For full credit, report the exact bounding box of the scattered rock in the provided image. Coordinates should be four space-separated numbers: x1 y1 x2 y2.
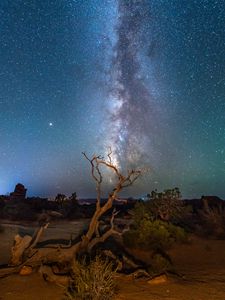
19 265 33 276
148 274 168 285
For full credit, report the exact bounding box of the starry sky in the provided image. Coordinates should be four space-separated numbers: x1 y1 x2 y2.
0 0 225 199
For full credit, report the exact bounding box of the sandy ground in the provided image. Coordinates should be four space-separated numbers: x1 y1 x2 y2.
1 222 225 300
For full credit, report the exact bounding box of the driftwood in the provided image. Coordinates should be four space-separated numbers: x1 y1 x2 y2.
0 266 22 278
39 264 69 286
9 235 32 266
0 150 143 281
8 223 50 267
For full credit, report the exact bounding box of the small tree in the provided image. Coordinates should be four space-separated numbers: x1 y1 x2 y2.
69 192 78 206
148 187 183 222
55 193 67 208
123 187 187 275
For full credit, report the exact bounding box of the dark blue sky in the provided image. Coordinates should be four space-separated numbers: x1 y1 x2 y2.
0 0 225 198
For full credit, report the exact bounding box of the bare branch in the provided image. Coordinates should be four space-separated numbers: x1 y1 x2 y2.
96 159 123 180
110 208 120 228
87 208 120 252
82 152 100 183
29 223 49 250
122 170 142 188
107 146 113 164
82 152 102 208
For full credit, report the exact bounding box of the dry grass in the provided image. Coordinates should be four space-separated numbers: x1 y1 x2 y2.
66 255 117 300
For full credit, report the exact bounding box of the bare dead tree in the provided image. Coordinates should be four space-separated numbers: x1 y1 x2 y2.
81 151 142 250
0 150 142 281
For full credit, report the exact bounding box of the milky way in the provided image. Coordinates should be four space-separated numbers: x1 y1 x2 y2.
105 0 161 170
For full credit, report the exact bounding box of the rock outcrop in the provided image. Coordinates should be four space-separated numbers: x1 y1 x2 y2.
10 183 27 201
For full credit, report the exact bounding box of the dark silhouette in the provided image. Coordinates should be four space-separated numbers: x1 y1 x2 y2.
10 183 27 202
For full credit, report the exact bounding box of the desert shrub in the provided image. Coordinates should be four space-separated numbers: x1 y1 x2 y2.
124 217 187 276
132 201 150 225
133 188 190 226
124 218 187 251
66 256 116 300
146 188 188 222
166 222 187 242
55 193 67 209
148 253 172 275
124 190 187 252
124 188 188 275
197 199 225 238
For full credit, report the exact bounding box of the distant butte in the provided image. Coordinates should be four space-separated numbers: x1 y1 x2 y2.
9 183 27 201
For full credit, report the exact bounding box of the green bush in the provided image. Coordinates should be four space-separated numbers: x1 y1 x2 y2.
66 256 116 300
148 253 172 275
166 222 187 243
125 189 188 252
132 201 151 225
123 219 186 275
124 219 187 251
124 190 187 275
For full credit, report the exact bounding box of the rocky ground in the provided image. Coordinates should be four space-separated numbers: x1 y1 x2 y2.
1 222 225 300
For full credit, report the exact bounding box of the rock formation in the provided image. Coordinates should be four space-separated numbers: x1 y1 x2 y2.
10 183 27 201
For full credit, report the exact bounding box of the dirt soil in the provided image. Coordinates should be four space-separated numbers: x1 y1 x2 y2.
1 223 225 300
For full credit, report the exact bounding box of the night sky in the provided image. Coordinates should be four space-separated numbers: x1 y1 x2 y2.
0 0 225 199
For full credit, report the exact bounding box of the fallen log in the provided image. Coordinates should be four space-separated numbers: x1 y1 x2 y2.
0 266 21 278
9 234 32 266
